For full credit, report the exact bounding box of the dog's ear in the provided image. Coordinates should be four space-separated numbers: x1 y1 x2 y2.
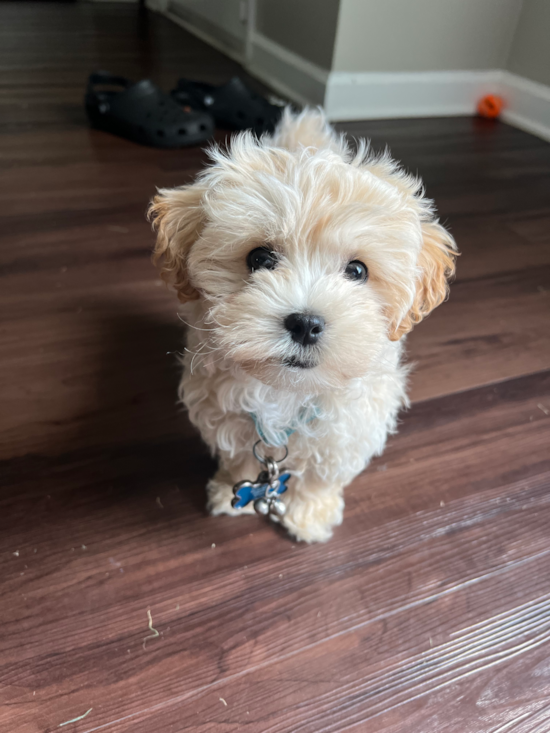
149 184 206 303
390 220 457 340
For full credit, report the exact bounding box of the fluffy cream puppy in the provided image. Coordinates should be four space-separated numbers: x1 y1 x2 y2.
150 109 457 542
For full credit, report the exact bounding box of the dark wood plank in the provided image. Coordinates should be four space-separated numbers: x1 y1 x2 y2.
1 373 549 732
1 3 550 733
408 263 550 401
85 561 550 733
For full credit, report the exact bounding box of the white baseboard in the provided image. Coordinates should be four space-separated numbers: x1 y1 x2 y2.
325 69 550 143
153 3 550 144
500 72 550 143
143 5 326 106
248 32 328 107
324 70 501 121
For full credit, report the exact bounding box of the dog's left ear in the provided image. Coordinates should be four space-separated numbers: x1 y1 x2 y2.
148 183 206 303
390 220 457 340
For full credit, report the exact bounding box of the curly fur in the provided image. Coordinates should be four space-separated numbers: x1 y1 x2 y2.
150 108 457 542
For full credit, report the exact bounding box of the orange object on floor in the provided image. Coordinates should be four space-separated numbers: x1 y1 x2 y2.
477 94 504 118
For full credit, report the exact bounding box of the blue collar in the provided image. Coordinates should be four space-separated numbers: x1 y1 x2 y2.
249 406 319 448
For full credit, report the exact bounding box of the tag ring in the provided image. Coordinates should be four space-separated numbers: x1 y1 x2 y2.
252 440 289 466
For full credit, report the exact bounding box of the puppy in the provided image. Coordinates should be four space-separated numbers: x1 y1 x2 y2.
150 109 457 542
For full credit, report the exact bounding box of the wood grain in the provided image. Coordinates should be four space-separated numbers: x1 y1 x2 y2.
0 3 549 733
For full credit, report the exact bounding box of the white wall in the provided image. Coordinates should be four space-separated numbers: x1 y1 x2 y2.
332 0 523 73
155 0 550 140
506 0 550 87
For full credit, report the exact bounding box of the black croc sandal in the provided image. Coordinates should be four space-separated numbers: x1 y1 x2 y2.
85 71 214 148
171 76 284 135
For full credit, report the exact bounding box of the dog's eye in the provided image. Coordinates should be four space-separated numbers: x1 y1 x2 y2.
344 260 368 283
247 247 278 272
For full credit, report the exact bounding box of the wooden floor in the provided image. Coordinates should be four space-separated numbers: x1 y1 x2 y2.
1 3 550 732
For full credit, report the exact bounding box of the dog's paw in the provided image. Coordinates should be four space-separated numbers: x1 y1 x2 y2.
206 473 255 517
283 491 344 543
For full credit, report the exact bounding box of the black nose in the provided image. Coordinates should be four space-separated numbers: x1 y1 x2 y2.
284 313 325 347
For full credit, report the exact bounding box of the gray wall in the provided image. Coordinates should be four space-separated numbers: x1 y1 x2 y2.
169 0 245 56
164 0 550 115
255 0 340 70
506 0 550 86
332 0 522 73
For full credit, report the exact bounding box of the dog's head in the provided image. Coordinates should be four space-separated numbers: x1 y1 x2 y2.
150 109 457 392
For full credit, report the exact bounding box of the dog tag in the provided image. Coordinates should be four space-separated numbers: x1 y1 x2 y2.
232 453 290 517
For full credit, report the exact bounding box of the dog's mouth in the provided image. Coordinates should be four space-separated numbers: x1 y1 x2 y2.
283 356 316 370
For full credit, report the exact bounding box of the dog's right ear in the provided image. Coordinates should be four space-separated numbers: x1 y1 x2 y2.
148 184 206 303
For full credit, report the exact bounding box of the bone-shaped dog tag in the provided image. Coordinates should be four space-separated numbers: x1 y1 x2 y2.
232 467 290 517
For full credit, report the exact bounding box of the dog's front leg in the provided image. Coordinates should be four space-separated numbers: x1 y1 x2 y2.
206 451 261 517
282 474 345 543
207 446 345 542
